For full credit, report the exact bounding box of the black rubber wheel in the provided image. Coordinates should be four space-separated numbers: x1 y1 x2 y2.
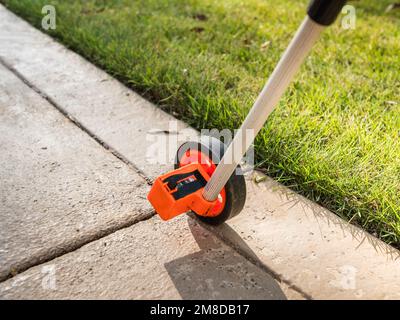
174 136 246 225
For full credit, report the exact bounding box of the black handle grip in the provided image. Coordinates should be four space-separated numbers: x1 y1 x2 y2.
307 0 347 26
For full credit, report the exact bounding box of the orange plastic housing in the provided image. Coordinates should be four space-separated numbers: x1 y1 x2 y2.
147 163 217 221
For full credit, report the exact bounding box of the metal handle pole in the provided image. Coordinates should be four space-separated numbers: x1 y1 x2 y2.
203 16 325 201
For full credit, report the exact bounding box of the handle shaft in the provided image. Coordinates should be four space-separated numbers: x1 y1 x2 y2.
203 16 324 201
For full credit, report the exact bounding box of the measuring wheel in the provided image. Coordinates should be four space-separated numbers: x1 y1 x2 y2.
174 136 246 225
148 0 346 227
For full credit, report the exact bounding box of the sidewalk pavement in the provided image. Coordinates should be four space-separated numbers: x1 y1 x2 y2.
0 4 399 299
0 55 298 300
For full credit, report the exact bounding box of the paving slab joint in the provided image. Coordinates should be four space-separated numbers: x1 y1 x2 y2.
0 210 155 283
0 56 153 187
192 214 312 300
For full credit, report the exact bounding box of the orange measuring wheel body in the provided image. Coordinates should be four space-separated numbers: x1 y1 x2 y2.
147 163 218 221
148 136 246 225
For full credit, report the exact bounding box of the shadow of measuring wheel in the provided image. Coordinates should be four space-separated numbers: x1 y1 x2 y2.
164 217 287 300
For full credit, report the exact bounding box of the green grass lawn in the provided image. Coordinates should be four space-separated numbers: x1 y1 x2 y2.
3 0 399 245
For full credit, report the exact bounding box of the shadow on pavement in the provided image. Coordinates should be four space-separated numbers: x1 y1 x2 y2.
164 218 287 300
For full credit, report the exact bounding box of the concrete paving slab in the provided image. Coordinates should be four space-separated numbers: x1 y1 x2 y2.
202 173 400 299
1 5 399 300
0 63 152 281
0 4 197 181
0 215 301 299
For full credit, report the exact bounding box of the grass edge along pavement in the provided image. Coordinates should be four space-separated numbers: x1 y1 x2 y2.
1 0 399 246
